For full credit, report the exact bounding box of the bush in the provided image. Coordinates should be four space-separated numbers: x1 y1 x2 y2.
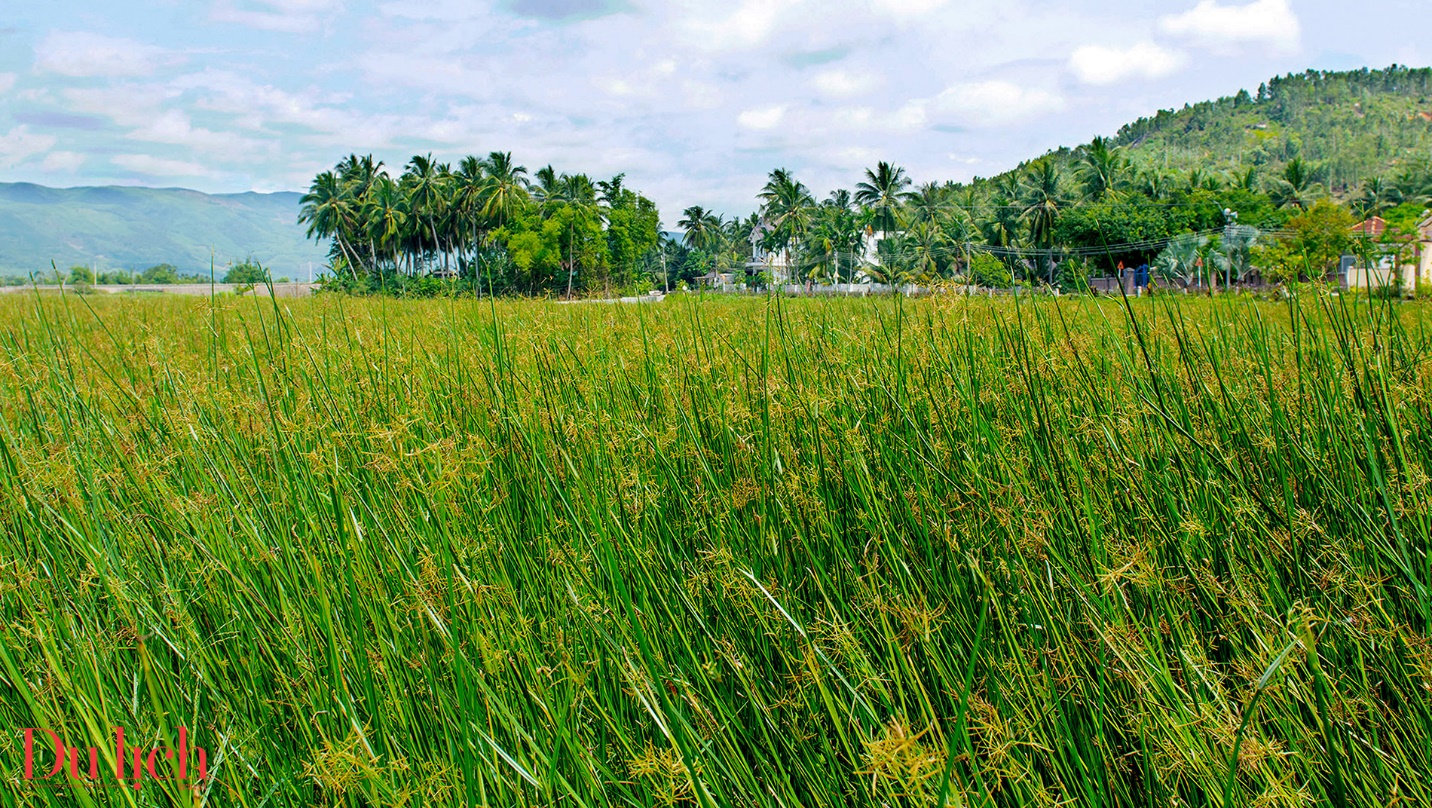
223 260 270 285
68 265 95 284
966 253 1012 288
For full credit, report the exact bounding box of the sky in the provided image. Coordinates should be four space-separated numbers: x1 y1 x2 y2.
0 0 1426 219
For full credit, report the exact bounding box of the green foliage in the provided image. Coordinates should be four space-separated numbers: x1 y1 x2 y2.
67 265 95 284
223 260 271 285
965 252 1012 287
3 294 1432 806
1288 200 1357 276
303 153 662 298
140 263 180 284
1113 66 1432 193
96 269 134 285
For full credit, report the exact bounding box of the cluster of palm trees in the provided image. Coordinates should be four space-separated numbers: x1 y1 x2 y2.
677 141 1432 290
299 153 660 294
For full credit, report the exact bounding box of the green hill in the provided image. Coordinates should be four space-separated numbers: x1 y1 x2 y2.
0 183 327 278
1110 66 1432 193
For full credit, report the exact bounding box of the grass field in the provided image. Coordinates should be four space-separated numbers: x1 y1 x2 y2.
1 291 1429 807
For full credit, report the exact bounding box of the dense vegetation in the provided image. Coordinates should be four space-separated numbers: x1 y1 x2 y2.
1 292 1430 807
591 68 1432 293
300 154 662 297
1113 66 1432 192
299 69 1432 297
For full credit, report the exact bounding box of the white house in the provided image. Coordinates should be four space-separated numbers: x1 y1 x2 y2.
747 222 889 285
747 220 795 284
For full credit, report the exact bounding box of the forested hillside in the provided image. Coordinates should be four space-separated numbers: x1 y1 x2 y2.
1110 66 1432 195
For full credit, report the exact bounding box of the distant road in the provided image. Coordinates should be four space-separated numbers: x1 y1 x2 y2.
0 283 316 298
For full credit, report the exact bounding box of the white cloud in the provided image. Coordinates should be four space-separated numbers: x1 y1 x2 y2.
34 31 173 78
869 0 948 21
0 73 15 94
127 109 265 156
813 69 880 98
211 0 345 33
1070 42 1187 85
0 126 58 167
1159 0 1300 51
680 0 802 51
737 104 787 130
835 101 926 132
931 81 1064 127
42 151 85 172
112 154 217 178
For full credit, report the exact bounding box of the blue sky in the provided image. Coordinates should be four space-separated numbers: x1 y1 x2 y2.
0 0 1425 218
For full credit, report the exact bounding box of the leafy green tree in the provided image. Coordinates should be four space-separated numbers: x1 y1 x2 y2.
68 265 95 284
965 253 1012 287
141 264 180 284
223 260 269 285
1286 199 1355 276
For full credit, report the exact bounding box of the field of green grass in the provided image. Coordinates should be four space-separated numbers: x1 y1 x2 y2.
1 291 1429 807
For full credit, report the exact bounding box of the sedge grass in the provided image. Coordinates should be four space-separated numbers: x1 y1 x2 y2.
0 289 1429 807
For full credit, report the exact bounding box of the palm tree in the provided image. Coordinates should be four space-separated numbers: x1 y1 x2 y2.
854 161 916 236
899 221 951 281
364 175 409 275
679 206 723 251
533 165 563 211
402 154 450 273
1272 158 1319 210
1078 136 1126 201
758 169 816 279
480 151 531 228
1153 233 1205 286
299 170 363 279
1138 168 1172 201
1354 176 1403 219
907 182 949 227
1020 159 1069 283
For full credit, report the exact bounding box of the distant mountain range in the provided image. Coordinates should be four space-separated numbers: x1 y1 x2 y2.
0 183 328 277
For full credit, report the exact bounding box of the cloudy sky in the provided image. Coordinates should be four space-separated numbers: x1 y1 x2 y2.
0 0 1425 218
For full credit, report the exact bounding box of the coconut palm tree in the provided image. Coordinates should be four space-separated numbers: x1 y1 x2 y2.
401 154 450 273
1078 136 1127 201
480 151 530 228
1272 158 1319 210
854 161 916 236
1354 176 1404 219
679 206 723 251
758 169 816 277
364 175 409 275
299 170 364 279
1020 159 1069 283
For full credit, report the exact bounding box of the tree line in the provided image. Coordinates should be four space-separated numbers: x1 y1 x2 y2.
668 143 1431 292
300 153 661 296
